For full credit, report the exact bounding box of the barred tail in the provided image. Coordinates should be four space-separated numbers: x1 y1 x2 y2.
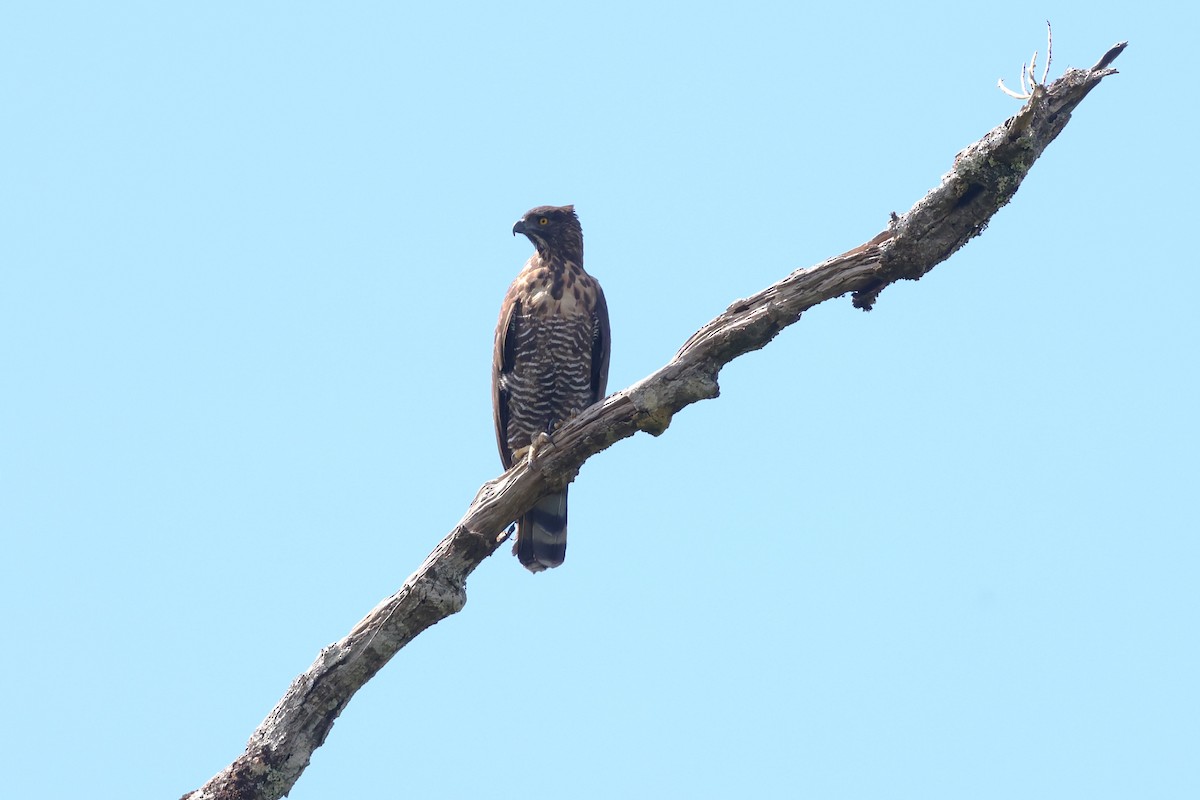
515 490 568 572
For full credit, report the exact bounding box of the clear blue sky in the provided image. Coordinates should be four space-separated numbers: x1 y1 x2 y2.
2 3 1196 798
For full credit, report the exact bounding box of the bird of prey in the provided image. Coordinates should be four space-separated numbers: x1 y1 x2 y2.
493 205 611 572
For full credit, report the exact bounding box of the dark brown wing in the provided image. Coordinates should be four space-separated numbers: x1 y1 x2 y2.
591 282 611 403
492 288 520 469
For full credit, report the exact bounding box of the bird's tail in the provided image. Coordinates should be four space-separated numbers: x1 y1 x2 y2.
515 490 568 572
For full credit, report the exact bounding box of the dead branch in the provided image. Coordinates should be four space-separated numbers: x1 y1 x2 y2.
182 39 1126 800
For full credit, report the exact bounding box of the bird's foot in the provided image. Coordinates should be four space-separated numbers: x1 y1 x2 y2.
509 432 553 466
527 431 554 464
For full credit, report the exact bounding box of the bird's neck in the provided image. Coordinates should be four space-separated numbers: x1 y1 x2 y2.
536 246 583 272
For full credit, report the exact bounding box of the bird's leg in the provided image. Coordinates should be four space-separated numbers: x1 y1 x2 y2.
508 430 555 467
516 426 580 489
526 431 554 464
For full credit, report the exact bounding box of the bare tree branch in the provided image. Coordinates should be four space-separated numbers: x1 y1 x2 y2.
182 40 1126 800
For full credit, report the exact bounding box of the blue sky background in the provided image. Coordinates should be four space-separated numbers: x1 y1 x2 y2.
2 3 1196 798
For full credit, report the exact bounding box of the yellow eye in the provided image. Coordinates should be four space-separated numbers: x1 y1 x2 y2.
538 217 549 226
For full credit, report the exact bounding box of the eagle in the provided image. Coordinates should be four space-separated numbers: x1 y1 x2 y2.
493 205 611 572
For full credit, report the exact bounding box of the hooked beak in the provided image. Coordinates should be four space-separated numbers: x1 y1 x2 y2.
512 219 527 237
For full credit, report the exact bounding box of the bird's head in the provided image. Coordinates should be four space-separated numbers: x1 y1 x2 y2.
512 205 582 258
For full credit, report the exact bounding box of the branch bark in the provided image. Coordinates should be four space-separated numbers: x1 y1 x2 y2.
183 40 1126 800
